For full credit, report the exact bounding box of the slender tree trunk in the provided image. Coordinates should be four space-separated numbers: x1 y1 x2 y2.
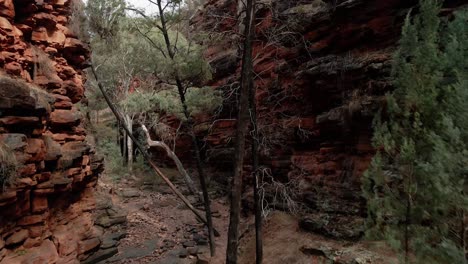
126 114 133 171
123 127 128 164
461 208 466 263
405 192 410 264
155 0 216 255
249 70 262 264
141 125 200 196
116 120 121 153
226 0 256 263
91 65 220 237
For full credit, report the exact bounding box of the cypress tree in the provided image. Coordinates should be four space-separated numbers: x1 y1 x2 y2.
363 1 467 263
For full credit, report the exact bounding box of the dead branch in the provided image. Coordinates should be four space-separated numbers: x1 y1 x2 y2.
141 124 201 197
91 63 220 237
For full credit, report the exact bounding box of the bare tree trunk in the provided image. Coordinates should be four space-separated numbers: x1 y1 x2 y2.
91 65 220 236
405 192 410 264
249 66 262 264
126 114 133 171
149 0 217 255
226 0 256 263
123 127 128 164
460 206 466 263
141 125 200 196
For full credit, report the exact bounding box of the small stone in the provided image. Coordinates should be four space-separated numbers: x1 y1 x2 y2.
82 248 118 264
187 246 198 255
6 229 29 245
183 241 196 248
32 196 48 213
23 237 41 248
164 240 175 248
197 253 210 264
18 214 45 226
79 237 101 254
178 248 188 258
28 225 44 238
196 239 208 246
100 236 118 249
193 233 205 242
120 189 140 198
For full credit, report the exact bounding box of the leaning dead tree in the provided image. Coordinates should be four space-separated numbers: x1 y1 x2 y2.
141 124 200 197
127 0 216 255
91 64 220 237
226 0 257 263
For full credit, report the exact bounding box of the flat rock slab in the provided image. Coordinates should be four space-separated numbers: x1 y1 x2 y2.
120 189 140 198
158 247 197 264
106 238 158 262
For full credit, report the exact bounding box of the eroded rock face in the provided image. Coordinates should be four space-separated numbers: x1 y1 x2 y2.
185 0 465 237
0 0 120 263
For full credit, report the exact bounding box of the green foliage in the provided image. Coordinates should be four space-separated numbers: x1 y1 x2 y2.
121 86 222 119
0 143 17 192
363 1 468 263
96 137 126 181
69 0 89 41
86 0 126 41
85 0 219 182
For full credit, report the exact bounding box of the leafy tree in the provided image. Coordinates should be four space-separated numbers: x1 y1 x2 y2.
126 0 219 255
86 0 126 40
363 1 467 263
86 0 221 253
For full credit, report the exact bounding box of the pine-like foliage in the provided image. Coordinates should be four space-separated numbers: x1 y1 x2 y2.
363 1 467 263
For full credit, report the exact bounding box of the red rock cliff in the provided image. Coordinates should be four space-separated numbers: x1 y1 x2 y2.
0 0 123 263
185 0 466 238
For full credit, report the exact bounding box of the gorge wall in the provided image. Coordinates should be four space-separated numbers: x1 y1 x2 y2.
0 0 124 263
184 0 467 238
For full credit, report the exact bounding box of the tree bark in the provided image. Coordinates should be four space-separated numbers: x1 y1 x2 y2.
91 64 220 237
123 124 128 163
141 124 200 196
249 62 262 264
125 114 133 171
154 0 216 256
226 0 256 263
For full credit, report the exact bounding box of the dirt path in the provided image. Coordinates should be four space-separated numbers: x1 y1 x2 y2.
98 174 230 264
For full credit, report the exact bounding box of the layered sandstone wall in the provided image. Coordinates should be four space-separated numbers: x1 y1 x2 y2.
184 0 466 238
0 0 123 263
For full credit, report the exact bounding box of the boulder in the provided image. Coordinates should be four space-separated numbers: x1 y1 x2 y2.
0 0 15 19
43 135 62 161
79 237 101 254
0 77 36 110
82 247 118 264
31 196 48 213
25 138 46 162
5 229 29 245
50 109 81 126
1 239 59 264
17 214 45 226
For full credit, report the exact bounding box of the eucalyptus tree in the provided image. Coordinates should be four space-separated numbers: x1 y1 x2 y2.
126 0 218 255
87 0 219 254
